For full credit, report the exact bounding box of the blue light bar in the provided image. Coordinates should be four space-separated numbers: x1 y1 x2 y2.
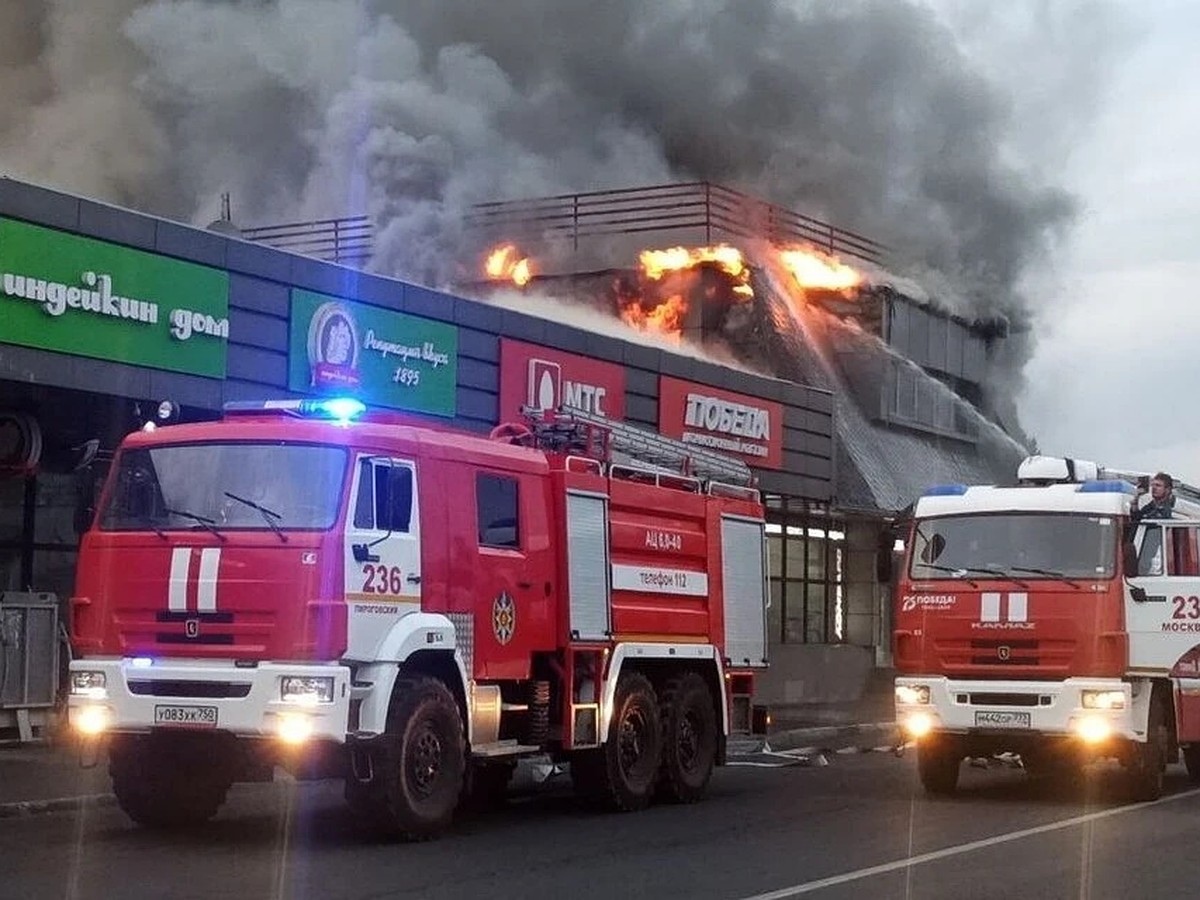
1078 479 1135 494
923 484 969 497
223 398 366 422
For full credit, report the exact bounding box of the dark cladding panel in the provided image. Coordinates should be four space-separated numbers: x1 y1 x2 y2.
147 371 223 411
784 405 833 438
229 308 287 353
64 355 152 400
625 394 657 427
404 285 457 323
155 221 228 269
229 272 289 317
622 342 661 372
457 386 497 423
783 450 832 481
541 321 588 354
77 200 157 251
626 368 658 398
0 178 80 231
458 328 499 364
0 343 233 407
288 255 365 301
227 344 287 387
356 272 405 308
583 332 624 364
457 356 498 392
659 353 700 381
226 238 293 283
500 309 546 343
455 298 502 332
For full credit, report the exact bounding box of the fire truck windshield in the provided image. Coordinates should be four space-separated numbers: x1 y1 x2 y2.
99 442 347 532
909 513 1117 581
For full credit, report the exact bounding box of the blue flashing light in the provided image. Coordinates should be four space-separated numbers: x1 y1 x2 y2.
923 484 969 497
304 397 366 422
1078 479 1135 494
223 398 366 423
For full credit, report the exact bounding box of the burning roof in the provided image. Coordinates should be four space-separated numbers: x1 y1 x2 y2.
472 236 1027 512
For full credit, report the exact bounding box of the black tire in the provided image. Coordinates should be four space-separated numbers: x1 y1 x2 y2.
1127 693 1168 802
657 671 718 804
1183 745 1200 783
572 671 663 811
365 676 466 841
109 735 231 829
917 736 962 796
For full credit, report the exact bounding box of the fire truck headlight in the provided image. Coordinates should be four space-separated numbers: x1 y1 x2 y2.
281 676 334 705
903 711 936 739
70 671 108 699
74 706 110 736
1074 714 1112 744
276 713 314 745
1081 689 1126 710
896 684 931 705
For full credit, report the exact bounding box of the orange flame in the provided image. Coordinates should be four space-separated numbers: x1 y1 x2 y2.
620 294 688 338
485 243 534 287
639 244 747 281
777 246 861 292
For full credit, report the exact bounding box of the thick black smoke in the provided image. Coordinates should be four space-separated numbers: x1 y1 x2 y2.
0 1 1124 315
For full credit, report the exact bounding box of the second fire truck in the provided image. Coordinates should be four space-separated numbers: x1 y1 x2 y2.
894 455 1200 799
67 398 770 838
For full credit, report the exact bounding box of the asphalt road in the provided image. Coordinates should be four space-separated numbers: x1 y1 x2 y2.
4 749 1200 900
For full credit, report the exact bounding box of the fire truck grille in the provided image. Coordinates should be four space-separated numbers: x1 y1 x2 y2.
128 680 252 699
969 638 1038 666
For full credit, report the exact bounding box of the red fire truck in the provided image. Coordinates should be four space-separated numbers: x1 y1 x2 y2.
894 455 1200 800
67 398 769 838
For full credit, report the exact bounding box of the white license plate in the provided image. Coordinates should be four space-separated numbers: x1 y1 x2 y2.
154 705 218 728
975 710 1031 729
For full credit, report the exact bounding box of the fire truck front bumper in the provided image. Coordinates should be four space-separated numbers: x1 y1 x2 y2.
894 676 1139 746
67 658 352 745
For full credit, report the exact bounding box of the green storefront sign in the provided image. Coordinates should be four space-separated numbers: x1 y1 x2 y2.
288 289 458 417
0 217 230 378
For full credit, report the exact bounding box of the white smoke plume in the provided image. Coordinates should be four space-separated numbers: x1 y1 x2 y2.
0 0 1130 319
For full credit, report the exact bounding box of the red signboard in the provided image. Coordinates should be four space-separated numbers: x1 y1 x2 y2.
658 376 784 469
498 339 626 423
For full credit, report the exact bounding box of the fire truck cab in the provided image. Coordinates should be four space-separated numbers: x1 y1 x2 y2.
67 398 769 838
894 455 1200 800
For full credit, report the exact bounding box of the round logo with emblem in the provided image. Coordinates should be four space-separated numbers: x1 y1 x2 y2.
492 592 516 645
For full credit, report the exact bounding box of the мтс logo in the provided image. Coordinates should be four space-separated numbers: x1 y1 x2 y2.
527 358 561 411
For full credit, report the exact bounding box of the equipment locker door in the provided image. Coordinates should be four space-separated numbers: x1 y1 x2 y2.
721 516 769 667
565 490 610 641
343 455 422 660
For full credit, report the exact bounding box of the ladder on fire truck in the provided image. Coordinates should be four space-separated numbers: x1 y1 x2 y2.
513 405 758 497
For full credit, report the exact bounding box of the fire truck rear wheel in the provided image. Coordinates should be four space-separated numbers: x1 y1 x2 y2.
109 734 232 829
1182 745 1200 782
572 671 663 812
377 675 466 841
657 671 718 803
917 736 962 796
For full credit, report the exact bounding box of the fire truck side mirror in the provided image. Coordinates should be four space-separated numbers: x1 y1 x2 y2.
876 530 894 583
1122 541 1139 579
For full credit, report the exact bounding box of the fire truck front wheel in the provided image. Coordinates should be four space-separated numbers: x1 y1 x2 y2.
108 734 233 829
917 735 963 796
375 675 466 841
657 671 718 804
1125 692 1169 802
1182 745 1200 782
572 671 663 812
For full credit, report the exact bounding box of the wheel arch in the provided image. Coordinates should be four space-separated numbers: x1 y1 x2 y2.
599 644 727 746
